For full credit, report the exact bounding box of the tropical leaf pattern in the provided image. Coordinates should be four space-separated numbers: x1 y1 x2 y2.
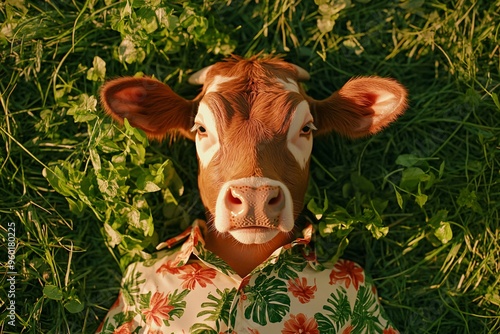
262 251 308 279
351 285 384 334
197 288 237 331
195 244 235 276
122 266 146 306
315 287 352 332
96 222 399 333
243 274 291 325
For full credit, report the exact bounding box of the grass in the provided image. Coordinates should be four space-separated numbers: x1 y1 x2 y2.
0 0 499 332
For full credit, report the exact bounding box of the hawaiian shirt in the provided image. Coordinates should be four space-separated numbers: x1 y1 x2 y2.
97 220 398 334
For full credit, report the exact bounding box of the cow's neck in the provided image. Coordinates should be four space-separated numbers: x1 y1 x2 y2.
204 227 294 278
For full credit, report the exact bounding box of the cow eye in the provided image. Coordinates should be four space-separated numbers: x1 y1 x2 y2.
300 122 317 136
190 123 207 137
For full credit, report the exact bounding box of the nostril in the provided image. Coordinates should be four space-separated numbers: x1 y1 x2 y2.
267 191 282 206
227 189 243 205
226 187 249 218
266 188 285 214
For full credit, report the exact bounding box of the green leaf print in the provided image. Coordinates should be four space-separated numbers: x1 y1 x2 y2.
122 268 146 306
113 311 129 325
264 252 308 280
197 288 237 328
138 291 151 310
324 288 352 325
196 245 235 276
189 322 218 334
165 289 190 324
314 287 351 333
351 285 383 334
102 311 138 333
315 313 337 334
243 275 290 326
143 248 177 267
229 295 238 330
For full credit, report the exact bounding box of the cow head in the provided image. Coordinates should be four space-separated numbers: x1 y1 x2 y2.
101 56 407 246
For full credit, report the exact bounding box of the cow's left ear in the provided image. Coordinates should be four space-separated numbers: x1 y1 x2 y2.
309 77 408 138
100 77 196 141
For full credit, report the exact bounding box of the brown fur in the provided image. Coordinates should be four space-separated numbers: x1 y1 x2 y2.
189 59 311 220
100 77 196 140
309 77 408 138
100 55 407 240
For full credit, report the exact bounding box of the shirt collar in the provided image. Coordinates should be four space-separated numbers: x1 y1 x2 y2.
156 219 319 273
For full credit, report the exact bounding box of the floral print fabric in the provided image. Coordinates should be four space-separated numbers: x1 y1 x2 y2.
97 220 398 333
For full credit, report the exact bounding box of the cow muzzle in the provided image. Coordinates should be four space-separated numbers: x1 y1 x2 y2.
214 177 295 244
226 185 284 228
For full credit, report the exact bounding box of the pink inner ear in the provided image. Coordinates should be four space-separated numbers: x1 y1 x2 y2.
343 78 407 117
108 99 141 118
107 86 149 119
360 93 378 108
371 91 400 115
114 87 147 103
311 77 407 138
101 77 196 140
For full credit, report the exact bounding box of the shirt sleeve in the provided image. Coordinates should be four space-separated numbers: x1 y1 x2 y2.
95 263 144 333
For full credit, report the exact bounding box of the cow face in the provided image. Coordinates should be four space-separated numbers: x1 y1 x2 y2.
100 56 407 245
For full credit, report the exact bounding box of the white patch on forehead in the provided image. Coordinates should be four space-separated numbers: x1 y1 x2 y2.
277 78 300 93
205 75 236 94
194 102 220 168
287 101 314 169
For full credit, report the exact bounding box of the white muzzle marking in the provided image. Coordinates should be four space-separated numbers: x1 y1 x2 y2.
214 177 294 245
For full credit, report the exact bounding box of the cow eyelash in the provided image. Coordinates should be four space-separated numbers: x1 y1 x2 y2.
300 122 317 136
190 123 207 136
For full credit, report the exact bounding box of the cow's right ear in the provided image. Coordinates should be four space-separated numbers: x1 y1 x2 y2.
100 77 196 140
309 77 407 138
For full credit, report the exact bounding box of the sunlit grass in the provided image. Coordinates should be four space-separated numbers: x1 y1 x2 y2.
1 0 499 332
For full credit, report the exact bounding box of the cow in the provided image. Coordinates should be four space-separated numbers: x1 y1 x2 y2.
97 55 407 333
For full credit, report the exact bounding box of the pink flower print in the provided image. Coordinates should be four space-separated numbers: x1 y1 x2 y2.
287 277 317 304
142 292 174 327
156 260 181 275
178 262 217 290
281 313 319 334
329 259 365 290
